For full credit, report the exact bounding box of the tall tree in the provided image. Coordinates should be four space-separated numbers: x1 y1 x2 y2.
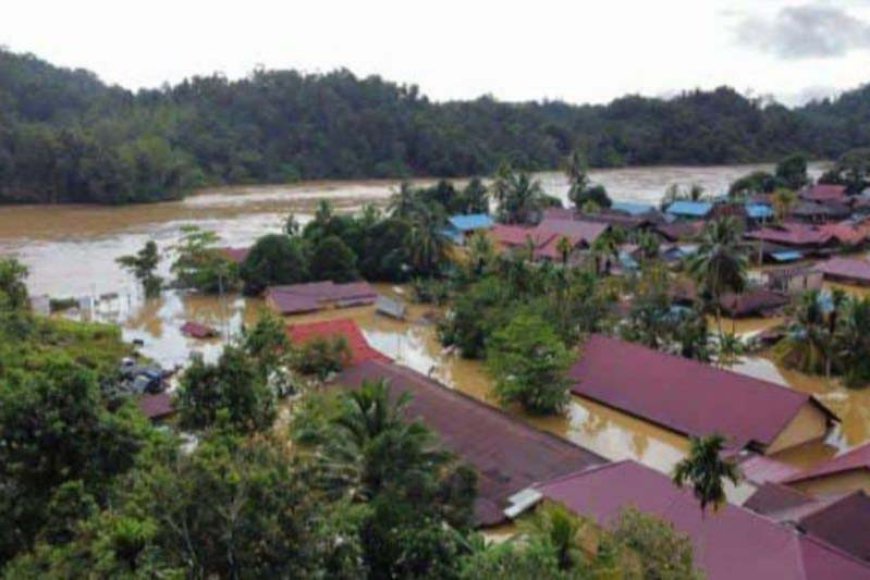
672 433 740 516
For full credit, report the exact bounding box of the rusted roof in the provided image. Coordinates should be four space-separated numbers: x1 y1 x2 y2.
535 219 608 249
784 442 870 486
490 224 549 248
536 461 870 580
745 223 834 247
568 335 837 450
266 281 378 315
334 360 606 527
137 392 175 421
287 318 391 366
813 257 870 284
655 221 704 242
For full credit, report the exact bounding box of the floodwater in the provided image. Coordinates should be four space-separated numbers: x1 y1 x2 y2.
0 161 863 481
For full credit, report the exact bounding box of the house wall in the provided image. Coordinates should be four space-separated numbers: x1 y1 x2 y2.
791 471 870 496
766 404 830 455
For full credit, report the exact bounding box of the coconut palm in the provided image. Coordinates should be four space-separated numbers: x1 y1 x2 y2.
714 332 745 368
406 203 447 276
520 503 595 571
672 433 740 516
834 296 870 387
467 231 496 277
687 217 747 336
388 181 420 219
772 188 797 223
496 168 547 225
774 289 831 375
590 227 624 274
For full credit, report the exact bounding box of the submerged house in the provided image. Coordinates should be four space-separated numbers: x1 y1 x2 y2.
286 318 390 366
718 288 790 318
783 442 870 496
441 213 494 245
764 267 824 295
335 360 606 527
813 257 870 286
265 281 378 315
137 392 175 423
567 335 838 454
533 461 870 580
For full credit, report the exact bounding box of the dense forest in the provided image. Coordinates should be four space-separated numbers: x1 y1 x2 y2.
1 47 870 204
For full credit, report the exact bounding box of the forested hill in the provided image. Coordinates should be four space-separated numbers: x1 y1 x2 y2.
1 48 869 204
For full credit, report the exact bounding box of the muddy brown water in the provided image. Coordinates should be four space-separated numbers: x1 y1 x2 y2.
2 162 864 480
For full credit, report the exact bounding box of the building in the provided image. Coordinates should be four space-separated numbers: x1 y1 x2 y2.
745 483 870 562
655 221 704 243
180 321 218 339
534 461 870 580
718 288 790 318
610 201 656 216
489 219 609 262
265 281 378 315
790 201 852 224
217 247 251 265
665 201 713 220
442 214 494 245
567 335 838 453
783 442 870 496
286 318 390 366
334 359 606 527
800 184 848 204
137 392 175 422
745 223 838 252
375 295 407 320
813 257 870 286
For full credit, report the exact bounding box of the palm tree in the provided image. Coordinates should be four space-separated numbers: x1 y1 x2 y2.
565 150 590 209
388 181 420 219
772 188 797 223
467 231 495 276
496 168 546 225
774 289 830 375
714 332 745 368
520 503 594 571
672 433 740 517
407 203 447 276
687 217 747 337
636 230 660 262
556 236 573 267
590 227 624 274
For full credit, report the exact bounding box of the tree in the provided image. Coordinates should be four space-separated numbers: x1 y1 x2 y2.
177 346 276 433
388 181 420 219
406 203 448 277
242 311 291 383
566 150 611 211
457 177 489 214
290 336 351 380
672 433 740 516
310 235 358 282
170 226 238 293
117 241 162 298
240 233 308 295
772 187 797 223
496 166 547 225
0 258 29 312
775 153 809 190
487 312 573 414
687 217 747 336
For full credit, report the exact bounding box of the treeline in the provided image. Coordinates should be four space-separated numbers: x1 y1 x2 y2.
2 47 870 204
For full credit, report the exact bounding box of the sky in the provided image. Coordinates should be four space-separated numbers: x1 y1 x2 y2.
3 0 870 106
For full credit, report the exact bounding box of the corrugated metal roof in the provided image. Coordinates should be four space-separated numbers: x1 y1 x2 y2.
771 251 805 262
535 461 870 580
666 201 714 217
611 201 655 216
266 281 378 314
137 392 175 421
814 257 870 283
785 442 870 485
746 203 774 220
287 318 391 366
334 360 606 527
447 213 494 232
568 335 836 450
801 184 848 202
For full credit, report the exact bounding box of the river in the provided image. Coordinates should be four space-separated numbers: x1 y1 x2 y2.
2 161 865 479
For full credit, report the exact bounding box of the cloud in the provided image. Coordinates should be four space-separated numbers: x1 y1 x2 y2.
736 4 870 59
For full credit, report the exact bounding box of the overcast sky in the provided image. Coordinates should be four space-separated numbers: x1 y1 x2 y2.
3 0 870 106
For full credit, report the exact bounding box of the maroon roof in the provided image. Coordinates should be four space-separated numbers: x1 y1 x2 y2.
744 481 817 514
801 184 848 203
180 321 218 339
137 392 175 421
655 221 704 242
535 219 609 248
266 281 378 315
813 257 870 284
784 442 870 486
737 454 801 486
536 461 870 580
287 318 391 366
218 246 250 264
490 224 545 247
334 360 606 527
568 335 837 450
745 223 833 247
719 289 790 318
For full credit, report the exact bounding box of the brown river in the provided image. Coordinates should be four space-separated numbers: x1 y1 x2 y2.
1 162 866 483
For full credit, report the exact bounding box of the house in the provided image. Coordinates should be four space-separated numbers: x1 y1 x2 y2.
489 219 609 262
745 483 870 562
813 257 870 286
567 335 838 453
180 321 218 339
375 295 407 320
334 360 606 527
137 392 175 422
660 243 699 264
745 202 774 223
736 454 802 488
534 461 870 580
218 247 250 265
783 442 870 496
582 210 661 232
800 184 848 204
655 220 704 242
665 200 713 220
265 281 378 315
718 289 790 318
764 267 824 295
790 201 851 224
745 223 836 252
442 213 494 245
610 201 656 216
286 318 390 366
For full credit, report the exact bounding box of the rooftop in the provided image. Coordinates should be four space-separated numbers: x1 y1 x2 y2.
287 318 391 366
784 442 870 486
447 213 494 232
334 360 606 527
266 281 378 314
666 200 714 217
801 184 848 203
535 461 870 580
137 392 175 421
567 335 836 450
813 257 870 283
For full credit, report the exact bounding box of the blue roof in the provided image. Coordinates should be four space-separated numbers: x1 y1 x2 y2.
771 251 803 263
611 201 655 216
447 213 494 232
439 228 465 244
745 203 774 220
666 201 713 217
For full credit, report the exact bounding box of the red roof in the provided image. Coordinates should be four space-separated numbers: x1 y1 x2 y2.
745 223 833 247
266 281 378 314
536 461 870 580
180 321 218 339
287 318 390 366
801 184 848 203
785 442 870 486
568 335 836 450
819 222 870 246
137 392 175 421
218 246 250 264
738 454 802 486
814 257 870 284
335 360 606 527
490 224 548 248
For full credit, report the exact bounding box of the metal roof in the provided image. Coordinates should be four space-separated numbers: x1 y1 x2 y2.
611 201 655 216
447 213 494 232
666 201 714 217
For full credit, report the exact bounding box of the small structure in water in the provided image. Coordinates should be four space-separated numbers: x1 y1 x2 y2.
375 295 407 320
137 392 176 423
265 281 378 316
181 321 219 339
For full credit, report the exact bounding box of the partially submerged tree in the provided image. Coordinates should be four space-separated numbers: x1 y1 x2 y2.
117 241 162 298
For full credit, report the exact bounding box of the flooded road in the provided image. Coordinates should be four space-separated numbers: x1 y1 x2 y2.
1 161 863 479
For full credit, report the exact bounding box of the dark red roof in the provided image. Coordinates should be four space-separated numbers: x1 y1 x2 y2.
744 481 817 514
533 219 609 258
568 335 836 450
266 281 378 315
745 223 833 247
719 289 790 318
490 224 545 247
737 454 801 486
180 321 218 339
536 461 870 580
814 257 870 284
785 442 870 486
137 392 175 421
287 318 391 366
334 360 606 527
218 247 250 264
801 184 848 203
655 221 704 242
